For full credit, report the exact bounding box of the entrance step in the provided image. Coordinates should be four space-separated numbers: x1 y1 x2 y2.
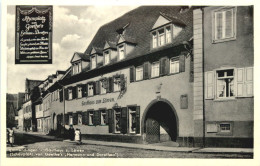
149 141 179 147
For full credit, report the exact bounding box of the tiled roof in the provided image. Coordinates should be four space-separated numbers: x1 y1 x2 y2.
75 52 90 61
159 12 187 27
84 6 193 60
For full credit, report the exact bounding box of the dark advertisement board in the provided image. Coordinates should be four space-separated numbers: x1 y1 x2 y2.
15 6 53 64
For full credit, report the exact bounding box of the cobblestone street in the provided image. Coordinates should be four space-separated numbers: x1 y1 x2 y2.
6 133 253 158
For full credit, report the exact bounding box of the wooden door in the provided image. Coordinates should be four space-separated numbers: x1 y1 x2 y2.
146 118 160 143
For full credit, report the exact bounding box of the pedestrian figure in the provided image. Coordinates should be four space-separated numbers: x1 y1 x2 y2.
9 128 15 147
75 128 82 145
7 128 10 144
68 125 75 141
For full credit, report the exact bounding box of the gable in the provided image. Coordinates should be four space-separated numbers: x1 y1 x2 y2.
104 41 110 50
152 15 171 30
91 47 97 54
117 35 125 45
71 53 82 63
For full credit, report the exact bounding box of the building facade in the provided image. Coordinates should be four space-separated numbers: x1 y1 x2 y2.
193 6 253 147
18 6 253 148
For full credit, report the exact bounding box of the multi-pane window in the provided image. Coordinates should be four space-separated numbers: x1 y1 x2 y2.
219 123 231 132
214 8 235 41
78 114 82 125
152 32 157 48
166 26 171 43
136 66 143 81
151 62 160 78
158 29 165 46
129 107 137 133
91 56 96 69
100 110 107 125
72 62 81 75
170 58 180 74
114 77 121 92
68 89 73 100
88 84 94 96
89 111 94 125
217 69 234 98
119 45 125 60
100 80 107 94
115 110 121 133
77 86 82 98
104 51 110 65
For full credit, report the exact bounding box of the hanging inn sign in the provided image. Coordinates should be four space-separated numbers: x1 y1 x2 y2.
15 6 53 64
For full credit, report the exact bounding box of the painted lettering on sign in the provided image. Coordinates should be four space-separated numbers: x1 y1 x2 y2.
82 98 115 106
15 6 53 64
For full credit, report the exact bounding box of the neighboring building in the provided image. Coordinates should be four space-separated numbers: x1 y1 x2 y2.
17 107 24 130
7 93 25 128
193 6 253 147
36 70 66 133
22 79 43 131
6 94 18 128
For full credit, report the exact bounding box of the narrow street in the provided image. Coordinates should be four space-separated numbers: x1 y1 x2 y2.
6 133 253 158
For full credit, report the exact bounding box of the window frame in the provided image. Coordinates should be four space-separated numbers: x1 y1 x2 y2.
217 122 233 135
128 107 137 134
114 109 121 134
151 61 160 78
88 111 94 126
212 6 237 43
169 57 180 74
215 68 235 99
91 55 97 69
77 86 82 98
103 50 110 65
78 114 82 125
68 88 73 100
135 65 144 81
100 80 107 94
113 76 121 92
87 83 94 97
100 110 107 125
118 44 125 61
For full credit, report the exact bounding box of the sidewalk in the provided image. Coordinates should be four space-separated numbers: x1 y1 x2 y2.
18 131 253 154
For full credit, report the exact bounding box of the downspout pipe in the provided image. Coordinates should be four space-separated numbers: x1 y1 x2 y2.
201 7 206 148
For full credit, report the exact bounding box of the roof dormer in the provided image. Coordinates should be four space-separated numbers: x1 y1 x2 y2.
151 12 186 49
90 47 103 69
116 35 136 61
103 41 117 65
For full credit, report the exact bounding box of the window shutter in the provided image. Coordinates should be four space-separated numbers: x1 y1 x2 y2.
236 68 244 97
205 71 214 99
105 109 109 125
93 111 100 126
76 86 79 98
120 107 128 134
72 87 77 99
82 111 88 125
59 90 63 102
86 111 90 125
106 78 110 93
120 74 125 91
136 106 140 134
225 10 233 38
109 77 114 93
245 67 253 96
82 84 87 97
65 114 69 125
73 113 78 125
86 84 88 97
65 88 69 100
108 109 114 133
130 66 135 82
97 110 101 125
95 81 100 95
159 58 166 76
179 54 185 72
143 62 150 80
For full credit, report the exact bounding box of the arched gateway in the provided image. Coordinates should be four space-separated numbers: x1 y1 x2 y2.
142 99 178 144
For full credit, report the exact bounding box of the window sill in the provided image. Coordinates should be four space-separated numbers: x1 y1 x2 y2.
212 37 236 44
213 98 236 102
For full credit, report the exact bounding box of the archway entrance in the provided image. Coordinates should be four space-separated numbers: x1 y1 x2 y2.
144 101 178 144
